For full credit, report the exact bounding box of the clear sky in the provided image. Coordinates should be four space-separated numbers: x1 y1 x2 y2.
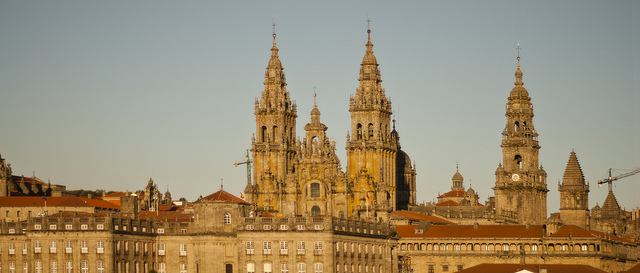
1 1 638 215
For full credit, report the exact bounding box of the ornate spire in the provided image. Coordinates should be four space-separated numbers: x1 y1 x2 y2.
257 24 293 113
509 44 529 100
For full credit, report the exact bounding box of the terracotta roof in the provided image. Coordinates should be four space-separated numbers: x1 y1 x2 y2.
198 189 248 204
0 196 119 210
12 175 46 185
439 190 466 198
548 225 634 244
137 211 194 222
103 192 126 198
392 211 454 224
457 263 606 273
48 211 108 218
396 224 545 238
436 200 459 206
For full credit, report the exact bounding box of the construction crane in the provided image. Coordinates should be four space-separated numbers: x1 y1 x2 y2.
234 149 252 186
597 168 640 191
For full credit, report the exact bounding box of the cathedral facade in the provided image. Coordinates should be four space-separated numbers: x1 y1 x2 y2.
245 29 416 221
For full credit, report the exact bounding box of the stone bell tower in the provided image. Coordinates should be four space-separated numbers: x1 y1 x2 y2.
493 52 548 224
248 29 298 215
346 26 415 220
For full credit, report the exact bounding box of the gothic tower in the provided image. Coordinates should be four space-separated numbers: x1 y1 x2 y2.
0 154 11 197
558 150 590 229
493 53 548 224
248 31 298 214
346 27 415 220
293 94 347 217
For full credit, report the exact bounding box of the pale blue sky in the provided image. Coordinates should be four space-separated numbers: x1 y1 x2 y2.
1 1 638 215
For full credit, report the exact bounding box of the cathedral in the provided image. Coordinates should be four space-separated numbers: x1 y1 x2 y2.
244 28 417 221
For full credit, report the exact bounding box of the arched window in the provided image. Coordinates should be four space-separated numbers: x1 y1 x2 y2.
310 183 320 198
311 206 321 216
224 212 231 224
272 126 278 142
314 263 323 273
514 121 520 132
261 126 267 142
514 155 522 171
368 123 374 139
357 124 363 140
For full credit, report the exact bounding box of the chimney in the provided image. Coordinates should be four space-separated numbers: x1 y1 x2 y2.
120 195 139 219
539 267 547 273
474 222 479 229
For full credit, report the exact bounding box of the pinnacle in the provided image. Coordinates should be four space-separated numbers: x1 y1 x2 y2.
561 151 586 186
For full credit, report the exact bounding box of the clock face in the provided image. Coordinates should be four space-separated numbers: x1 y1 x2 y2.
511 174 520 181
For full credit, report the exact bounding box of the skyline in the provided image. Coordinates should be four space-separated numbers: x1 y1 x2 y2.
0 1 638 215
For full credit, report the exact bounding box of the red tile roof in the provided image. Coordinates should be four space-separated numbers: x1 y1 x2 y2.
439 190 466 198
436 200 459 206
104 192 126 198
396 224 545 238
549 225 634 244
12 175 46 185
0 196 119 210
198 190 248 204
392 210 454 225
457 263 606 273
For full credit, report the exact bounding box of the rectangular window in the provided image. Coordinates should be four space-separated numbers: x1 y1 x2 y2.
22 243 28 254
23 262 28 273
280 241 288 255
246 241 255 255
81 241 88 253
281 263 289 273
65 261 73 273
179 263 187 273
96 224 104 230
428 265 434 273
297 241 305 255
34 240 42 253
97 261 104 273
442 265 448 272
179 244 187 256
314 242 322 255
65 241 72 254
297 263 306 273
263 241 272 255
247 263 255 273
97 241 104 254
50 224 57 230
81 261 89 273
50 260 58 273
35 260 42 273
50 241 57 253
65 224 73 230
314 263 323 273
158 263 166 273
157 228 164 234
81 224 88 230
34 224 41 230
158 244 165 256
457 265 463 271
264 263 272 273
9 262 15 273
9 243 15 255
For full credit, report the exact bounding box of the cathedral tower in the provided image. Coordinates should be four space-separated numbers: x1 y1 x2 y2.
293 94 347 217
558 150 590 229
248 30 298 214
0 154 11 197
493 53 548 224
346 27 415 220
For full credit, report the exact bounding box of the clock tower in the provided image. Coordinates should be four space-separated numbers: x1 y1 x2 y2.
493 52 548 224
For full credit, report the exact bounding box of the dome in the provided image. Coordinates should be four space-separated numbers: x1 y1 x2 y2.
452 171 463 181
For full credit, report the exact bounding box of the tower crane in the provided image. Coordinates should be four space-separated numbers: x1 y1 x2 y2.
597 168 640 191
234 149 252 186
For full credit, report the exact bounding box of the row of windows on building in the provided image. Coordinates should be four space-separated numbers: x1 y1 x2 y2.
246 262 323 273
427 264 464 273
399 242 597 252
0 241 187 256
114 261 185 273
246 241 323 255
1 241 105 255
0 260 105 273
